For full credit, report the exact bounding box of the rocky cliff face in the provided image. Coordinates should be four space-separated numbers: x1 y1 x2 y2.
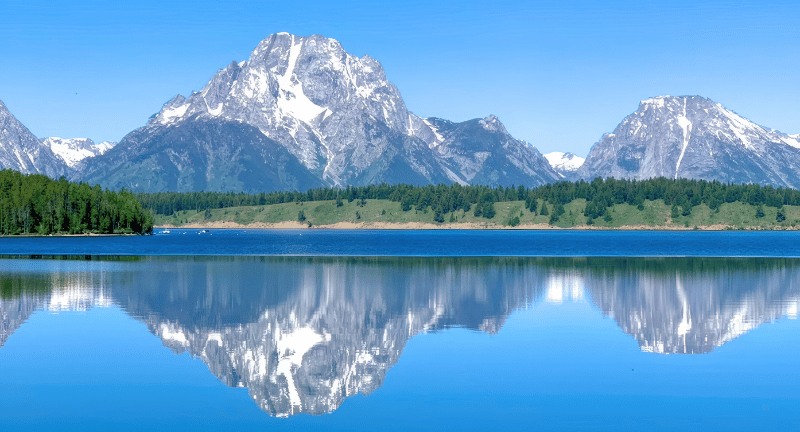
578 96 800 188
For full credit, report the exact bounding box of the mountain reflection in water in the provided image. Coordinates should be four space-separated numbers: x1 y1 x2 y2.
1 256 798 417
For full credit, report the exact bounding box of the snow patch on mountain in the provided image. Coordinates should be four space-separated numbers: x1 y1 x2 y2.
782 133 800 149
422 118 445 147
674 98 693 178
274 35 329 125
160 104 190 124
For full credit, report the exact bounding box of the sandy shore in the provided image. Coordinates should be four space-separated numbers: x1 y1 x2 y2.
157 221 789 231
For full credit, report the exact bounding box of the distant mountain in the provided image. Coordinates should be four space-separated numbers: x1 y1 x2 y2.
0 100 67 177
544 151 585 179
578 96 800 188
426 116 560 186
41 137 114 168
81 33 556 192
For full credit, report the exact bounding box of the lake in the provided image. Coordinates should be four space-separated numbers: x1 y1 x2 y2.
1 230 799 430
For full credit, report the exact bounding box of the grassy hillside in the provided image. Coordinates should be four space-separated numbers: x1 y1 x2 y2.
154 198 800 229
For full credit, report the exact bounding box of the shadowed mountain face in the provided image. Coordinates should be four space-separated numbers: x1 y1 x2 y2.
79 118 324 193
1 256 799 416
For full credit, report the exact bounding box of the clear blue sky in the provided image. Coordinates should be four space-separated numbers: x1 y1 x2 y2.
1 0 798 155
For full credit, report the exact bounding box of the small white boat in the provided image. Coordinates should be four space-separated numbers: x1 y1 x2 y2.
160 229 171 234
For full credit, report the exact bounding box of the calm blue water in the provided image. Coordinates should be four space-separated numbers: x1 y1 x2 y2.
1 228 800 256
1 233 799 430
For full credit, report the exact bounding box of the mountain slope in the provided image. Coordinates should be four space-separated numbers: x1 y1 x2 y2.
0 100 67 177
578 96 800 188
82 117 324 192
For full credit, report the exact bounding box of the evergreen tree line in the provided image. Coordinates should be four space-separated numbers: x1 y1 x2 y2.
0 170 153 235
137 177 800 222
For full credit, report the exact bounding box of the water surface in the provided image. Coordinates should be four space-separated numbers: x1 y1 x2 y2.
3 229 800 256
1 254 799 430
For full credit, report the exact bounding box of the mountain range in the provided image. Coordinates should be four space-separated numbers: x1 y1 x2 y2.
1 32 798 191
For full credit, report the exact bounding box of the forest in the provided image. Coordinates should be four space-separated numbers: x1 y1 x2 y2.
4 171 793 233
0 170 153 235
137 177 800 225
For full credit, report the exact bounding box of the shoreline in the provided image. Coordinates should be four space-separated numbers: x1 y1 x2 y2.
157 221 797 231
0 232 142 238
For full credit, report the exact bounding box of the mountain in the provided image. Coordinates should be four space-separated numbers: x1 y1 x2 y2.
0 100 67 177
41 137 114 168
426 116 560 186
544 151 585 179
81 33 556 192
578 96 800 188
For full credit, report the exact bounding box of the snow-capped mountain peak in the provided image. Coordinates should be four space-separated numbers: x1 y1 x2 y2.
146 32 422 184
579 95 800 188
544 151 585 177
41 137 115 168
80 31 558 192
